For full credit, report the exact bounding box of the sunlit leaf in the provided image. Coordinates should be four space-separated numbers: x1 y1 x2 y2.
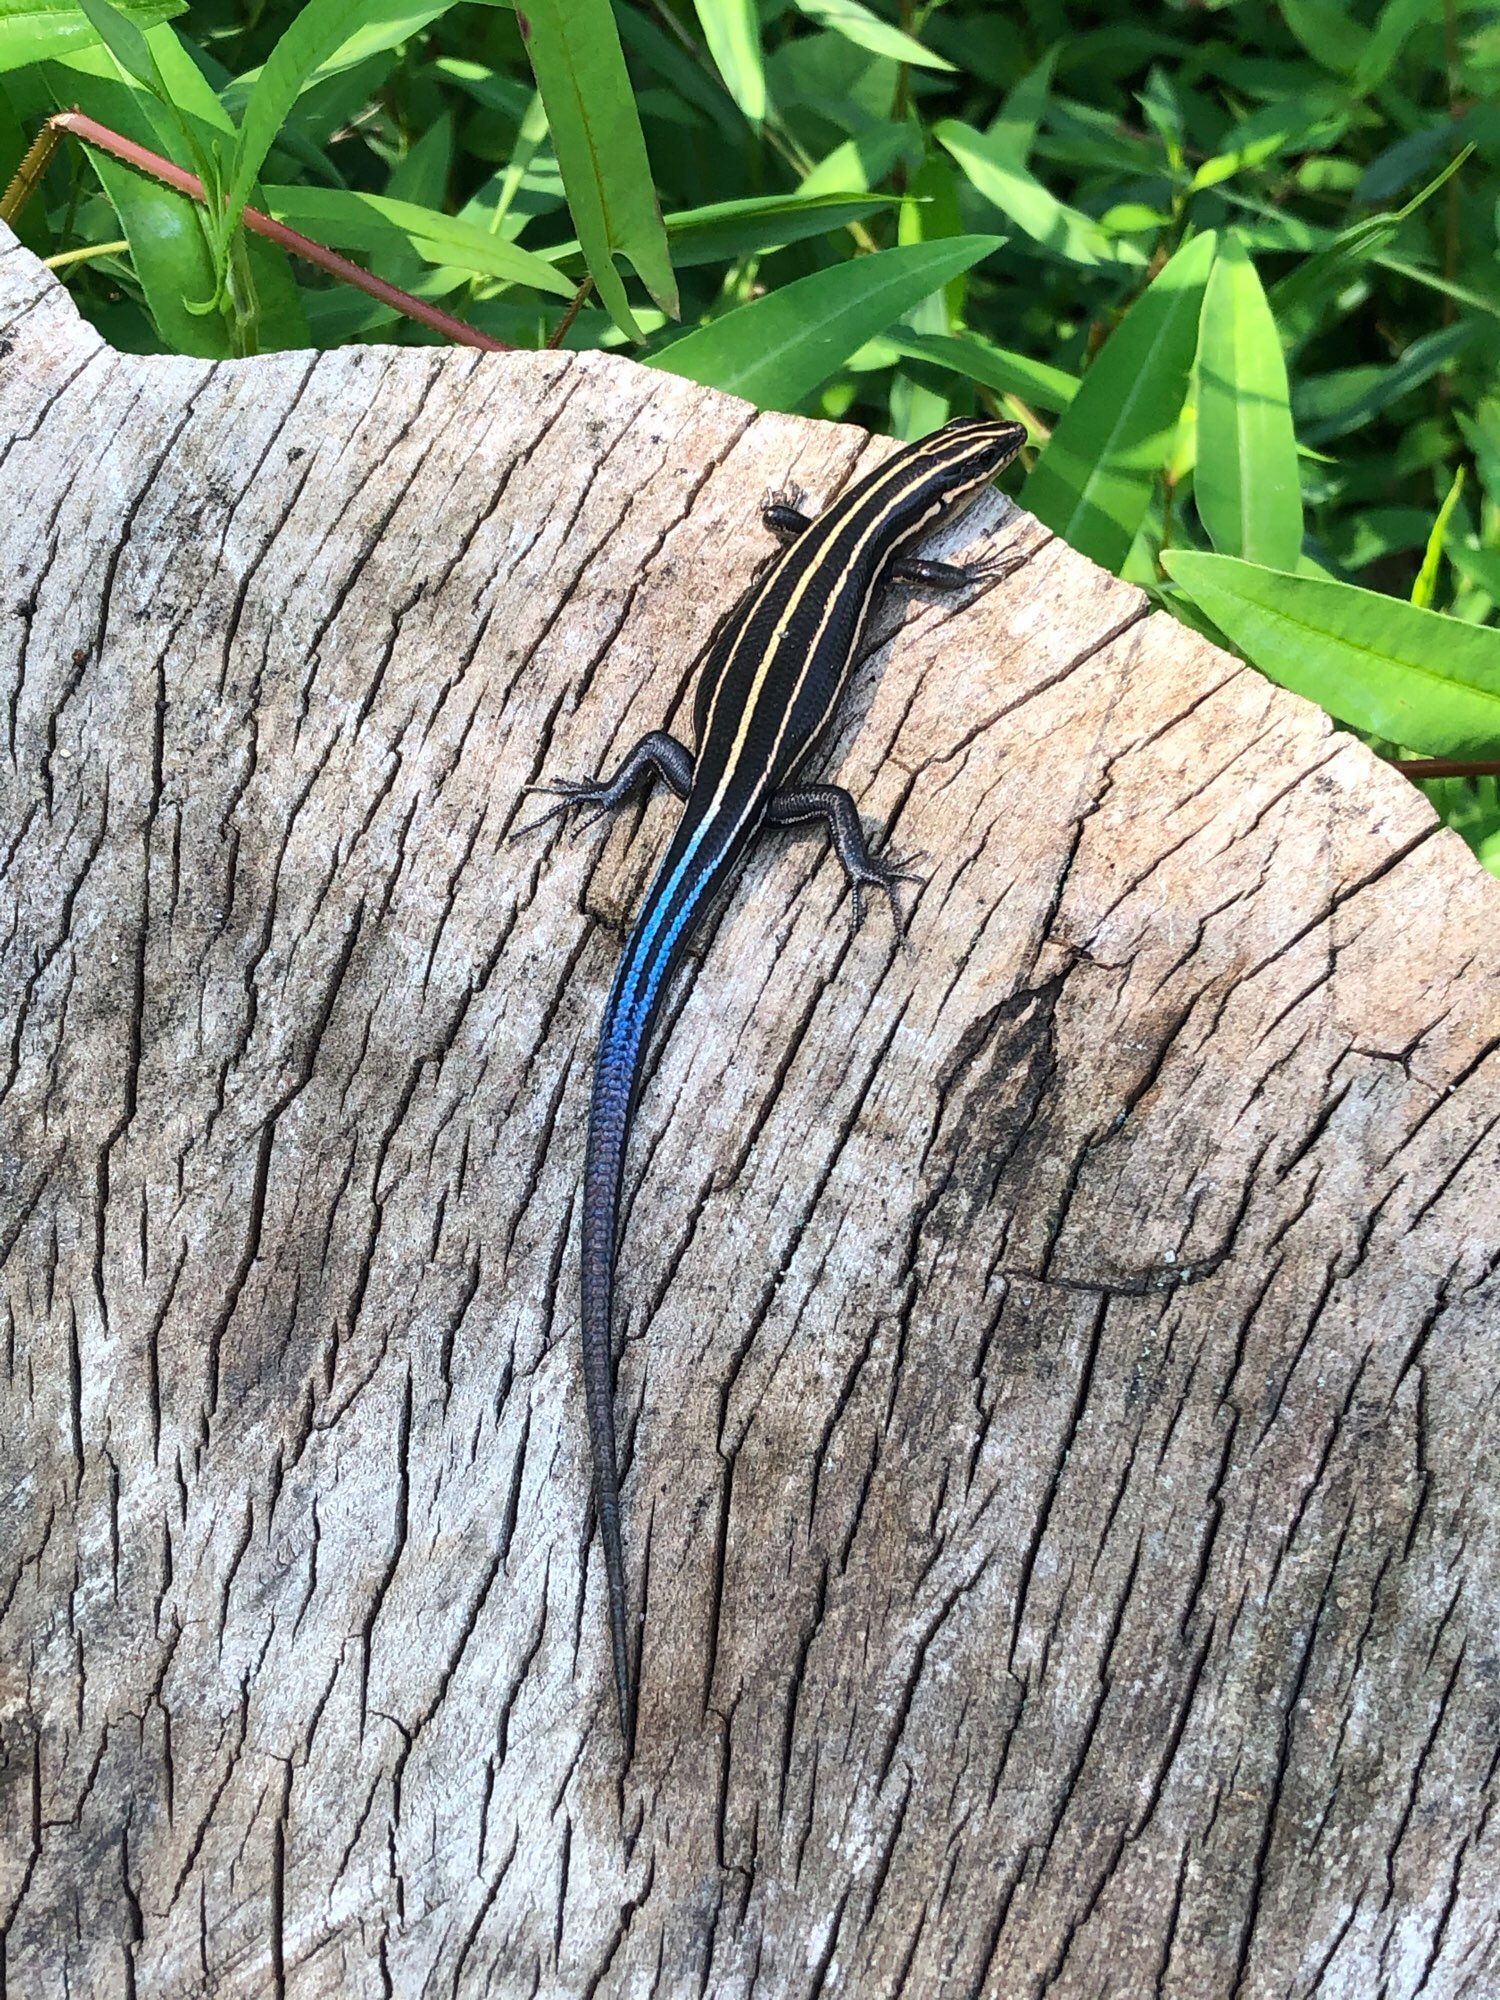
692 0 765 123
791 0 954 71
1023 229 1216 570
652 235 1003 411
937 117 1146 267
1195 233 1302 569
1163 550 1500 757
518 0 678 337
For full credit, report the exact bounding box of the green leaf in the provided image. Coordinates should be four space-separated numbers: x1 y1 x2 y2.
1195 234 1302 569
887 327 1079 415
225 0 377 237
790 0 954 71
797 122 918 198
263 184 577 293
1023 229 1217 571
986 47 1057 164
82 140 232 356
548 189 895 270
1353 0 1440 92
1162 550 1500 758
665 189 893 265
0 0 182 73
1297 322 1474 444
1278 0 1368 75
691 0 765 123
73 0 158 88
651 234 1004 412
518 0 678 337
1190 98 1348 192
936 118 1146 268
1410 467 1465 609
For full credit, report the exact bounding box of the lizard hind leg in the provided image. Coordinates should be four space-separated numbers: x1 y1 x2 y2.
766 782 925 931
512 730 694 839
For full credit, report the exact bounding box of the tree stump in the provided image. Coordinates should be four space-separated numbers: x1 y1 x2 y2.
1 222 1496 2000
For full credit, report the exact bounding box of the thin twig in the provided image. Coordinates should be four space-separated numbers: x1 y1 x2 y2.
547 273 594 349
36 112 511 353
1390 758 1500 780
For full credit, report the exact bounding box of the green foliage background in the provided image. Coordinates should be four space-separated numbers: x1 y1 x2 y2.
3 0 1499 870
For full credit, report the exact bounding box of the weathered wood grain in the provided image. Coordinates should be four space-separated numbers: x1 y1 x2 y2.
1 221 1496 2000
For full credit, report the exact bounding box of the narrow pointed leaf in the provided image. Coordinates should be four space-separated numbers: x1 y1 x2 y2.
519 0 678 337
1195 234 1302 569
264 184 577 294
692 0 765 122
1162 551 1500 757
888 327 1079 415
791 0 954 70
1023 229 1217 571
936 118 1145 268
653 235 1004 412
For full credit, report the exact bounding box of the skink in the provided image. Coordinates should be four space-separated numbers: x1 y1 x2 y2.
523 414 1028 1734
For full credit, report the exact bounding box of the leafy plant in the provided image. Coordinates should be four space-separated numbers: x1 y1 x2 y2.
3 0 1498 868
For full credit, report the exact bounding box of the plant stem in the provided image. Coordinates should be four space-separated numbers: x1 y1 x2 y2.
1390 758 1500 780
548 274 594 349
0 120 62 226
43 238 130 272
44 112 512 353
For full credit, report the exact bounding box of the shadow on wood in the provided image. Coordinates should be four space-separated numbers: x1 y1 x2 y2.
1 223 1496 1998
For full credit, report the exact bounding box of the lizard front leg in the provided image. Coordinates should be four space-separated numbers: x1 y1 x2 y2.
513 730 694 838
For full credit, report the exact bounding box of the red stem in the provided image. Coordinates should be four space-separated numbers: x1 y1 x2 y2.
49 111 511 353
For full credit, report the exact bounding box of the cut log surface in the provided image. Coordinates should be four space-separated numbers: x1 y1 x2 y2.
1 222 1497 2000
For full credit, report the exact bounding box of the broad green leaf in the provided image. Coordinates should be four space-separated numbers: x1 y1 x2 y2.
0 0 182 72
53 28 308 351
652 234 1004 412
226 0 377 236
1195 234 1302 569
1162 550 1500 757
264 185 577 293
937 118 1146 267
1353 0 1440 91
1411 467 1465 609
791 0 954 71
692 0 765 123
519 0 678 337
888 327 1079 415
74 0 158 88
1023 229 1217 571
